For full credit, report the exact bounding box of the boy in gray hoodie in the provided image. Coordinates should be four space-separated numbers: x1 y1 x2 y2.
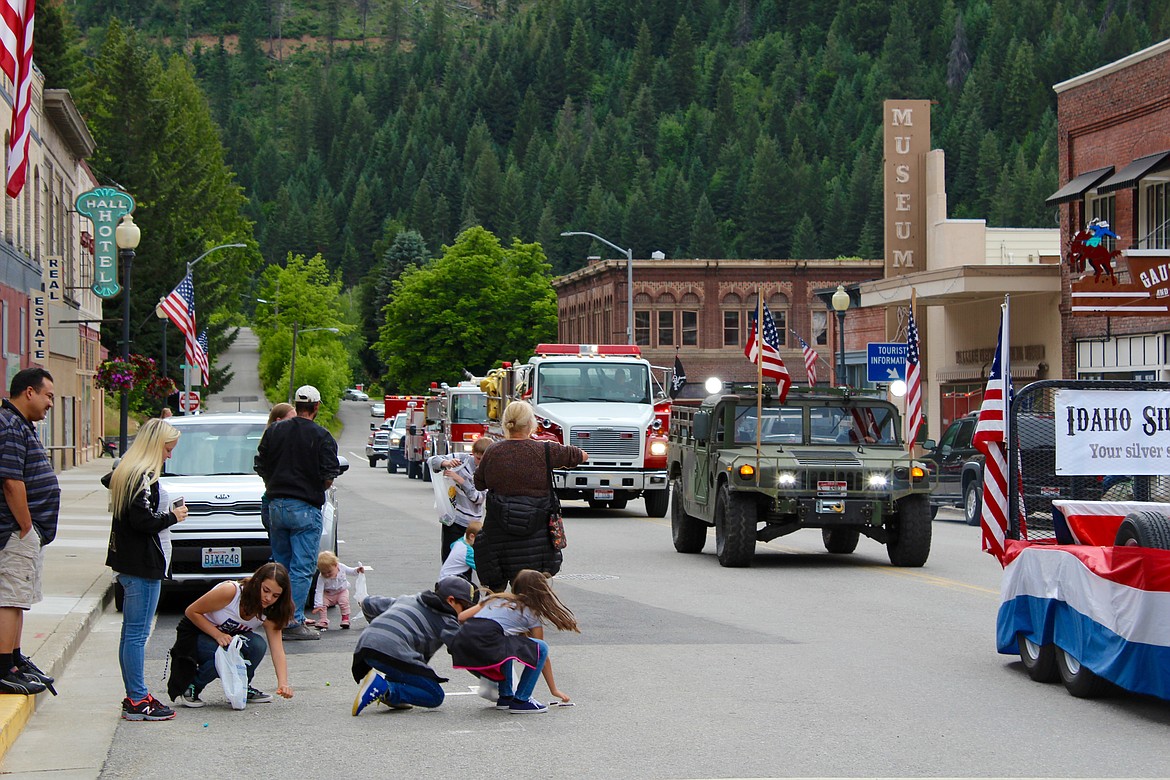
351 576 478 714
428 437 491 561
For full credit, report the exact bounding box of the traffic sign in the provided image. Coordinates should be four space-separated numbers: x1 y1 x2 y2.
867 342 908 383
180 391 201 412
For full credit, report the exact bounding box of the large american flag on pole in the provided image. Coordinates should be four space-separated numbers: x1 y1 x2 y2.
798 335 818 386
2 0 36 197
904 309 922 447
973 304 1012 564
744 304 792 402
159 271 209 385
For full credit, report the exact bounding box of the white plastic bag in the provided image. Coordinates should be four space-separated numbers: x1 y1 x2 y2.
215 635 249 710
353 563 370 605
431 470 457 526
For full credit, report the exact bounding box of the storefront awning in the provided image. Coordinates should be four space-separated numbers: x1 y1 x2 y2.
936 362 1043 383
1096 151 1170 194
1044 166 1114 206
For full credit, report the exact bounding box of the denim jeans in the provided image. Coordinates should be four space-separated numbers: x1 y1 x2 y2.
117 573 162 701
366 658 445 708
497 637 548 702
190 631 267 694
268 497 322 624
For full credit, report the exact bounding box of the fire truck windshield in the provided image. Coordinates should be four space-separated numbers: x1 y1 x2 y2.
536 363 651 404
451 393 488 423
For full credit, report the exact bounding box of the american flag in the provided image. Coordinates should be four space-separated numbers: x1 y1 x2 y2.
973 307 1012 564
196 330 210 384
904 309 922 446
798 335 818 386
744 303 792 402
2 0 35 197
159 271 209 385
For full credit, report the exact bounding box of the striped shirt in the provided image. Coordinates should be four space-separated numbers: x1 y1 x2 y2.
0 399 60 548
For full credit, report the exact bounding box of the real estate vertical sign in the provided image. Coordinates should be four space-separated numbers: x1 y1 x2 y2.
883 100 930 278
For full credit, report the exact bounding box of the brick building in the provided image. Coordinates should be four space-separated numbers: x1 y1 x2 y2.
553 257 885 398
1047 39 1170 379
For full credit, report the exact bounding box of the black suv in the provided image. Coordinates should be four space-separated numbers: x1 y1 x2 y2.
924 412 1102 527
922 414 983 525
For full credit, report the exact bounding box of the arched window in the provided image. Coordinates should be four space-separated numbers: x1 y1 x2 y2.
722 293 742 346
633 292 652 346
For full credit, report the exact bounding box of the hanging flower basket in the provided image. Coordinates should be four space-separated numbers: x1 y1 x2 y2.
96 355 177 400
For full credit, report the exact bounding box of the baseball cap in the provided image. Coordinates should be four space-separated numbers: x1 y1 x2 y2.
434 576 479 607
294 385 321 403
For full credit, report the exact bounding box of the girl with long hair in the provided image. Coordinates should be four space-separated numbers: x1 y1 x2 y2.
104 418 188 721
447 569 579 713
170 562 296 707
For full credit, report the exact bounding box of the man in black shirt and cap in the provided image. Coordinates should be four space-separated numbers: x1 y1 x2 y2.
254 385 340 640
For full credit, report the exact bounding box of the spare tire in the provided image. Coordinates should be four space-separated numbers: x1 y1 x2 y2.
1114 511 1170 549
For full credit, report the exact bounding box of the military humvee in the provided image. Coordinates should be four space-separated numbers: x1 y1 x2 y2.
667 385 933 567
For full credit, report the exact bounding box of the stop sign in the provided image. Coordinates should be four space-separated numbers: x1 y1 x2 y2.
180 391 201 412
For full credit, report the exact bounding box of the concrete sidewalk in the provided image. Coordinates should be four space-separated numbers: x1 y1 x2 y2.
0 456 116 759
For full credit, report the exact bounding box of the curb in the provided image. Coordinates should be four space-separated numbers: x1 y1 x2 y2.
0 573 113 762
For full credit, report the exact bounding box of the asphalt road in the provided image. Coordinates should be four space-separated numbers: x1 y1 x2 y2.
78 401 1170 778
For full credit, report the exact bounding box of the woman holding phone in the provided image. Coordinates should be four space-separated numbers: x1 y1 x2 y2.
103 418 189 721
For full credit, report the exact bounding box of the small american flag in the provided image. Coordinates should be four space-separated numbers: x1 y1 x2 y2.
798 335 818 386
973 307 1016 564
744 303 792 402
904 310 922 446
196 330 210 384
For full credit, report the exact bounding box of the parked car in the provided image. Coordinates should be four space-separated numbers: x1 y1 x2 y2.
921 413 981 524
343 388 369 401
923 411 1102 527
157 412 349 592
366 412 407 470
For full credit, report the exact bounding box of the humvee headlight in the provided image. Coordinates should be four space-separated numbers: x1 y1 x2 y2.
777 472 796 487
866 473 889 489
705 377 724 394
738 464 755 479
911 465 927 480
649 440 668 457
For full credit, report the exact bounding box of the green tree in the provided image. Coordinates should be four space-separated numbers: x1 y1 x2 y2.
378 227 557 390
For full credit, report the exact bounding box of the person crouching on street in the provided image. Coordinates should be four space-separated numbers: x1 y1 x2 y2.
351 576 478 715
168 562 295 708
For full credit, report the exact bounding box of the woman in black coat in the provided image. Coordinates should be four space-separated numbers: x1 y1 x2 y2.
472 401 587 590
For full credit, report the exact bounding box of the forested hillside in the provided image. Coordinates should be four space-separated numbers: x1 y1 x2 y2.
51 0 1170 284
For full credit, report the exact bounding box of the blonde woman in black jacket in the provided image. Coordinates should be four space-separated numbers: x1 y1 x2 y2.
103 418 188 721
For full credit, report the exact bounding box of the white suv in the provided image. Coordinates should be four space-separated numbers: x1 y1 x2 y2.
159 413 349 589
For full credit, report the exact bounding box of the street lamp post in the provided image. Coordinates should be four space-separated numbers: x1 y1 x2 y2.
178 243 245 414
287 322 341 403
115 215 141 455
560 230 634 345
155 298 169 377
831 284 850 388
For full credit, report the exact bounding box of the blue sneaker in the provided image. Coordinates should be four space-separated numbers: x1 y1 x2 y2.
495 695 515 710
508 697 548 714
352 670 389 716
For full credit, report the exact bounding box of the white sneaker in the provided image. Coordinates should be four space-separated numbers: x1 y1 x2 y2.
476 678 499 702
180 686 205 708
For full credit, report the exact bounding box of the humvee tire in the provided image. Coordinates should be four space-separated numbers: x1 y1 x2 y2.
671 480 707 554
715 483 756 567
887 493 932 567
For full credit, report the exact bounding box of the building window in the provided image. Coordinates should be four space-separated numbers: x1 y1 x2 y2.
634 311 650 346
681 310 698 346
657 310 675 347
1087 193 1116 250
812 311 828 346
1143 181 1170 249
723 310 740 346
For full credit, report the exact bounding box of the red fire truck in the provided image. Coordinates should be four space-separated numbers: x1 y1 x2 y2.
480 344 671 516
427 380 489 459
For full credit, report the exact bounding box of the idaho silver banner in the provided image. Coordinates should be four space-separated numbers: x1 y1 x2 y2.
1055 389 1170 475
